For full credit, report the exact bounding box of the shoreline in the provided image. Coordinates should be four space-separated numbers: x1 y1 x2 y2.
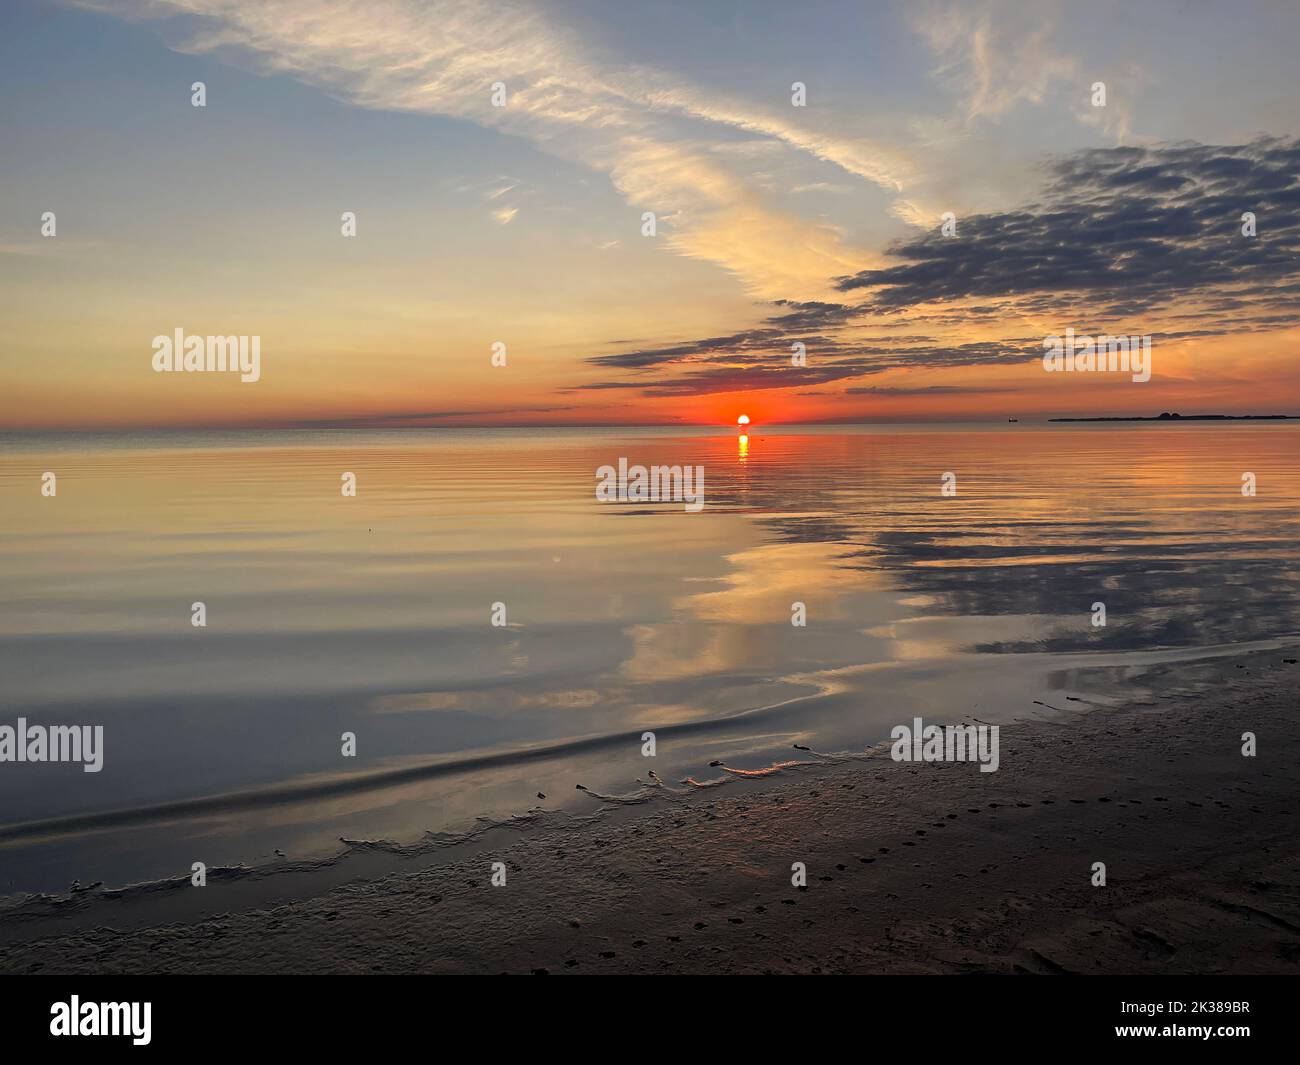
2 648 1298 974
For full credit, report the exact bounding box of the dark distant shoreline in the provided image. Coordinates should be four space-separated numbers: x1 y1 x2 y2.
1050 413 1299 422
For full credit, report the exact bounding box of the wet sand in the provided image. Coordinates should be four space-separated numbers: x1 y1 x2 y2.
2 648 1298 974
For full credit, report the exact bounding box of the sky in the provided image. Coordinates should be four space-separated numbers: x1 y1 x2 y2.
3 0 1300 429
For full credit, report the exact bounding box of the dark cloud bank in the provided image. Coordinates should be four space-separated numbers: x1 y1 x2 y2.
579 138 1300 398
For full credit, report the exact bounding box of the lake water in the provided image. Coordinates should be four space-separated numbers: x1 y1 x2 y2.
2 423 1298 894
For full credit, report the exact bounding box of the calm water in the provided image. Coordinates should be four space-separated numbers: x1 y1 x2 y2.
2 424 1299 893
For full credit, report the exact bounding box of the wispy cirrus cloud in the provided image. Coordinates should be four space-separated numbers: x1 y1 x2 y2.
908 0 1080 125
79 0 912 299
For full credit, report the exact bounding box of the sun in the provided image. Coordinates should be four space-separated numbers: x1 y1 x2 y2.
736 414 750 426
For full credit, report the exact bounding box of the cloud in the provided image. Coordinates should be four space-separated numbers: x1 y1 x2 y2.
909 0 1079 125
836 138 1300 321
83 0 909 299
792 182 854 195
273 405 577 428
575 332 1042 397
843 384 1008 395
584 300 859 372
575 139 1300 398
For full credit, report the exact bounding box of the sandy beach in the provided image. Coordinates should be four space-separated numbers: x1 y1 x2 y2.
2 646 1297 975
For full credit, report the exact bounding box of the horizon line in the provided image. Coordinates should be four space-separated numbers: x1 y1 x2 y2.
5 412 1299 435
